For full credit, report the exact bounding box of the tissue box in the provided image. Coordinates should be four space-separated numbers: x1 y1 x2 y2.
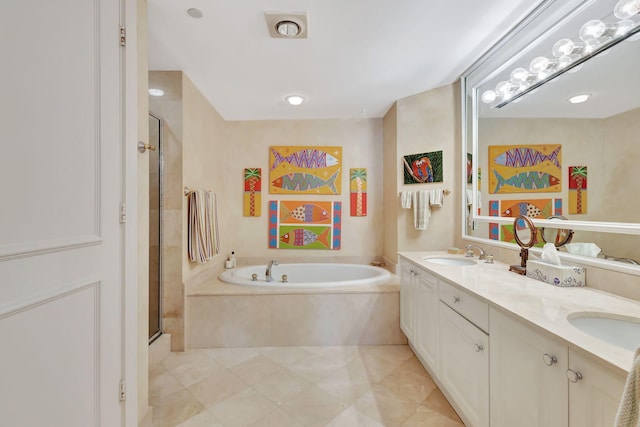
526 260 586 287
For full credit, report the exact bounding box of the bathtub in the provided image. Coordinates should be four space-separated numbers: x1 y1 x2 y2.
218 263 391 287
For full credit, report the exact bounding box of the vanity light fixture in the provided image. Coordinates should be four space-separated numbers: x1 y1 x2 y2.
481 0 640 107
568 93 591 104
285 95 305 106
148 88 165 97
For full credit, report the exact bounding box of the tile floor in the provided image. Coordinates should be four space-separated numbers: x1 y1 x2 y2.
150 345 465 427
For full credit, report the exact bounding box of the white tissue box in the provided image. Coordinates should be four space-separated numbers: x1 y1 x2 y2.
526 260 586 287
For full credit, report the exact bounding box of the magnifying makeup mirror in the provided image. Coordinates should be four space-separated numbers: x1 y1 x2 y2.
540 215 574 248
510 215 537 275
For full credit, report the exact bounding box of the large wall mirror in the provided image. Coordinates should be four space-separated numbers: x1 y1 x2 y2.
462 0 640 273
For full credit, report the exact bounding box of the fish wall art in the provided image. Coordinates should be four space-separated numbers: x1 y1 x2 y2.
243 168 261 217
269 146 342 194
268 201 341 250
488 144 562 194
569 166 587 214
350 168 367 216
403 151 443 184
489 198 562 243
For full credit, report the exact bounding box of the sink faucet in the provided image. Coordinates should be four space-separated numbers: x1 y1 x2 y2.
465 244 487 260
614 257 640 265
265 260 279 282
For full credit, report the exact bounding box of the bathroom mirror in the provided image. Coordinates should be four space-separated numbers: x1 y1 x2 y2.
462 0 640 272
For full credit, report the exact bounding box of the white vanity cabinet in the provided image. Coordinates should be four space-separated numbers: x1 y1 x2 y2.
490 307 626 427
399 260 416 341
438 283 490 427
568 349 626 427
414 268 439 370
490 308 568 427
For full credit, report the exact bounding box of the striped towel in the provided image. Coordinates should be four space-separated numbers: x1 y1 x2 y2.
413 190 431 230
188 189 220 263
429 189 444 207
400 191 413 209
615 347 640 427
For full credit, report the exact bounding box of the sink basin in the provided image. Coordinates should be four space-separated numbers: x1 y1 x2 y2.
423 257 477 266
568 313 640 352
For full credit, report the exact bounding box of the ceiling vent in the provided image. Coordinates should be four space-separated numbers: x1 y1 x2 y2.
265 12 308 39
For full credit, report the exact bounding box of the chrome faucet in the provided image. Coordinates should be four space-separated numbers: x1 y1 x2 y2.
465 244 487 260
265 260 279 282
614 257 640 265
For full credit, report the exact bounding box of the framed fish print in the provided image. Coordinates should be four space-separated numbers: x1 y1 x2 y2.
488 144 562 194
403 150 443 184
268 201 341 250
269 146 342 195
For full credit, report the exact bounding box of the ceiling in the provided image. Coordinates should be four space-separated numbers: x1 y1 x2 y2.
147 0 543 121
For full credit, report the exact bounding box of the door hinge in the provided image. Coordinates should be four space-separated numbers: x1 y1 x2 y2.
119 202 127 223
119 379 126 401
120 26 126 46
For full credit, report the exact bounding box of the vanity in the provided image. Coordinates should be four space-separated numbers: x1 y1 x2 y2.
398 251 638 427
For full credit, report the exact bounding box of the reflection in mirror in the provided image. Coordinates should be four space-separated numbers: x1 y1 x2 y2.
464 0 640 270
540 215 574 247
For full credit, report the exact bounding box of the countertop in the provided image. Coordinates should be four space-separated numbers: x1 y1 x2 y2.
398 251 640 375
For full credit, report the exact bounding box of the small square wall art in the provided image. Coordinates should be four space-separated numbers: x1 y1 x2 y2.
243 168 261 217
269 146 342 195
268 201 341 250
350 168 367 216
403 150 443 184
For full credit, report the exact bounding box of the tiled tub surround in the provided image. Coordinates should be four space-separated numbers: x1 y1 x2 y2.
187 274 406 348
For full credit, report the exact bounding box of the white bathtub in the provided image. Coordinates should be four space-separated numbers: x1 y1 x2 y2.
219 263 391 287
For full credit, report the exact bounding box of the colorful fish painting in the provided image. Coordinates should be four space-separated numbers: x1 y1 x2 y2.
271 170 339 194
281 203 330 223
493 146 561 168
501 202 551 218
280 228 330 248
493 170 560 193
271 148 340 170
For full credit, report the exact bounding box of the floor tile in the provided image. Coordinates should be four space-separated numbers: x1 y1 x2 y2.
353 384 421 427
420 388 464 423
281 385 349 425
359 345 415 366
325 405 387 427
304 346 361 366
401 407 466 427
229 354 282 385
251 367 314 404
398 356 431 378
209 388 279 427
378 364 437 403
258 346 315 366
287 353 348 383
315 367 375 403
148 365 184 404
151 389 204 427
187 370 248 409
343 352 399 383
246 407 303 427
165 352 226 388
175 409 223 427
200 347 261 368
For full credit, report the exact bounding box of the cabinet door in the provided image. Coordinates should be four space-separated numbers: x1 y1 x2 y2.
568 349 626 427
490 308 568 427
439 302 489 427
414 268 439 371
399 261 415 341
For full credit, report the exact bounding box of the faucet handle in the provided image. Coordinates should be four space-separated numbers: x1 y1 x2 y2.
465 249 474 258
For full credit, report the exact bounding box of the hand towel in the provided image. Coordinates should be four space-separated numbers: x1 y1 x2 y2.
466 189 473 206
429 189 444 207
188 189 220 263
413 190 431 230
615 347 640 427
400 191 413 209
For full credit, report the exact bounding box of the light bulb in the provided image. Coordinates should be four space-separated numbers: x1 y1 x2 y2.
552 39 584 57
558 54 581 68
614 0 640 19
148 88 165 96
510 68 529 83
579 20 606 40
481 90 497 103
495 81 513 95
568 94 591 104
285 95 305 105
529 56 555 73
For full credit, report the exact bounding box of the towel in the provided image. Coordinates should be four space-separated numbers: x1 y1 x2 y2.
429 189 444 207
466 189 473 206
188 189 220 263
413 190 431 230
615 347 640 427
400 191 413 209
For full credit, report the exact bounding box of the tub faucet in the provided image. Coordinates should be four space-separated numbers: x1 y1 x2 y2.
266 260 279 282
465 244 487 260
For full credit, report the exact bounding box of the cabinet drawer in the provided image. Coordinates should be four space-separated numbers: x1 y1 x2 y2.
440 280 489 332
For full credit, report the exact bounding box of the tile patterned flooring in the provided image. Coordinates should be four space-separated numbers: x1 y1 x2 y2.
150 345 465 427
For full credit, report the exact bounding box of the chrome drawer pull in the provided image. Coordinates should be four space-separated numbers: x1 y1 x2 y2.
566 369 583 383
453 296 461 303
543 353 557 366
474 344 484 352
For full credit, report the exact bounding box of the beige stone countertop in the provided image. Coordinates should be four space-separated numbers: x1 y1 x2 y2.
188 273 400 297
398 251 640 375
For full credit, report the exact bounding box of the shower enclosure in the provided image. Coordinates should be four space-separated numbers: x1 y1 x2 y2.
148 113 163 342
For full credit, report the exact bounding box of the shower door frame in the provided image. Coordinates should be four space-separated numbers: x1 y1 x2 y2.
149 112 164 343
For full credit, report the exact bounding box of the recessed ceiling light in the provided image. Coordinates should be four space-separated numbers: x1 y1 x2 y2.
148 88 165 97
187 8 203 19
568 94 591 104
285 95 305 106
276 20 300 37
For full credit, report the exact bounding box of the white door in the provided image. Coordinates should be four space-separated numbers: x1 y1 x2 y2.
0 0 126 425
